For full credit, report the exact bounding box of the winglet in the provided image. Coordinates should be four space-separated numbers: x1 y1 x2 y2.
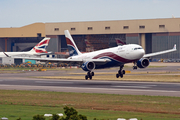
173 44 176 50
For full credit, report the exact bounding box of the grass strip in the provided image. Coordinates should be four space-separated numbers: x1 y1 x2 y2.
0 90 180 120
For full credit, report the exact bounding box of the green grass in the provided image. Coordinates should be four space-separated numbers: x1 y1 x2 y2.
1 104 180 120
0 90 180 120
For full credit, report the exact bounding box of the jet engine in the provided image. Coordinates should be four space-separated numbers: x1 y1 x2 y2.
137 58 149 68
81 61 95 71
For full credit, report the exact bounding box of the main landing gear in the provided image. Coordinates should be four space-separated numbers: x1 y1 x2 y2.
85 71 94 80
116 65 125 78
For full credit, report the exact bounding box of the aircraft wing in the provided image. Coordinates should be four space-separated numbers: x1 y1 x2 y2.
11 56 111 65
143 44 176 58
33 51 54 56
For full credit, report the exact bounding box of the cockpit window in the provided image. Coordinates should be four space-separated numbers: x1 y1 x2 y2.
134 47 143 50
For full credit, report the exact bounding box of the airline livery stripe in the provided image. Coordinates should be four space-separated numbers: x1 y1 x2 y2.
38 39 50 46
93 52 136 63
66 38 76 48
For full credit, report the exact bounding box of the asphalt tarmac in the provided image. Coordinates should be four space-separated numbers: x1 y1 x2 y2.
0 79 180 97
0 62 180 97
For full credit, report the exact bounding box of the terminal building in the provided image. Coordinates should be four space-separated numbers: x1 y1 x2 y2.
0 18 180 62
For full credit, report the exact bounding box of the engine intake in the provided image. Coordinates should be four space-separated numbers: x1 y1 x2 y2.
81 61 95 71
137 58 149 68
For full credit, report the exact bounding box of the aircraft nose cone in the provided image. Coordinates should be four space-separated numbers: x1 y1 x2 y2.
139 49 145 58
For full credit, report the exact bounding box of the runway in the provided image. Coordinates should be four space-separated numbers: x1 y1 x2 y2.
0 63 180 97
0 78 180 97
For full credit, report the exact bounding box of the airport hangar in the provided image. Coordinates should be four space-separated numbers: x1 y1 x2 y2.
0 18 180 64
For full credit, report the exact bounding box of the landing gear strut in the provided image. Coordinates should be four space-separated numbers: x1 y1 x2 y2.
85 71 94 80
116 65 125 78
133 61 138 70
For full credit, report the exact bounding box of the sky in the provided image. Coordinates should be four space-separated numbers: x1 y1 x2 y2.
0 0 180 28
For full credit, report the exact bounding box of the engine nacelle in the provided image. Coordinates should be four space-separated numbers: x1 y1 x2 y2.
137 58 150 68
81 61 95 71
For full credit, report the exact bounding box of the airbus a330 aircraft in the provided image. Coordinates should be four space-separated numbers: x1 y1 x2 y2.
2 37 51 57
11 30 176 80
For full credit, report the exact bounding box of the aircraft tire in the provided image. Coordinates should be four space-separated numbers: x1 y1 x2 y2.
116 74 119 78
91 72 94 76
122 70 125 74
133 66 137 70
120 74 123 78
85 75 88 80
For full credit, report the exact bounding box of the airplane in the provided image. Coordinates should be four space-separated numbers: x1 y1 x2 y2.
2 37 51 57
10 30 177 80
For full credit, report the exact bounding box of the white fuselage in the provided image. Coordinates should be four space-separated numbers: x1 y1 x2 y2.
69 44 145 66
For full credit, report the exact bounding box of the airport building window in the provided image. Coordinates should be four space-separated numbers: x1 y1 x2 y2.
139 25 145 29
88 27 93 30
54 28 59 31
105 26 110 30
123 26 129 29
71 28 76 31
37 33 41 37
159 25 165 28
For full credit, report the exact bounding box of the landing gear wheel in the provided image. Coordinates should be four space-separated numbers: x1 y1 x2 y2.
116 65 125 78
133 66 137 70
91 72 94 76
122 70 125 75
120 74 123 78
85 75 88 80
116 74 119 78
85 71 94 80
133 61 138 70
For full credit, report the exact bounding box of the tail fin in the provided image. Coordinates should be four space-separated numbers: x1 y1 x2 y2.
115 38 126 46
64 30 82 56
29 37 50 53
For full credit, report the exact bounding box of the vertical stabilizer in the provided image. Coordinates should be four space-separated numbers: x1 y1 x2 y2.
29 38 50 53
115 38 126 46
64 30 82 56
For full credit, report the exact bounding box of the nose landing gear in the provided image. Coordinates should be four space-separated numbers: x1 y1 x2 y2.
133 61 138 70
85 71 94 80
